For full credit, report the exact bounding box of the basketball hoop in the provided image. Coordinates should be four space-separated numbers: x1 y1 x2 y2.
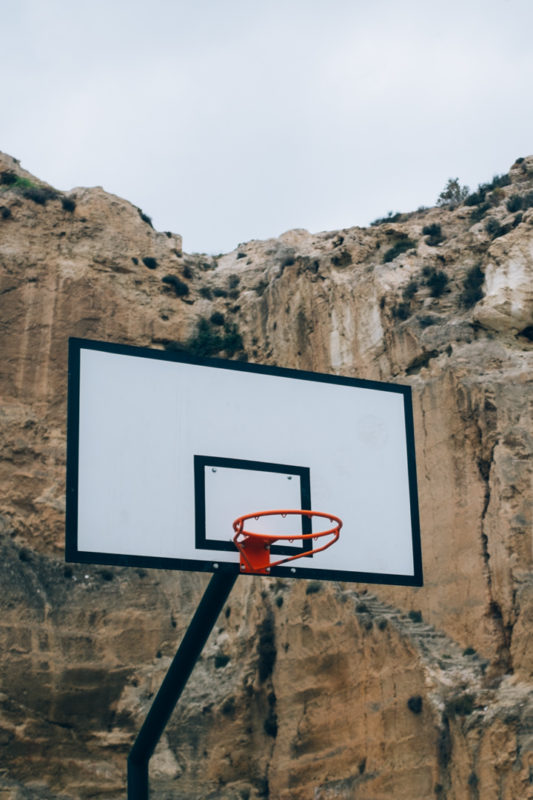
233 509 342 575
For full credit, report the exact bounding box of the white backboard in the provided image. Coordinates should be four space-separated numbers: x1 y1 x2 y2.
66 339 422 585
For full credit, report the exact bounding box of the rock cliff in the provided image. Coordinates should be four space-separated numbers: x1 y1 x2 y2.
0 152 532 799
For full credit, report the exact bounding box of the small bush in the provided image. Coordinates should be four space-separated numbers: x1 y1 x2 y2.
425 268 449 297
257 611 276 682
468 772 479 789
142 257 158 269
305 581 321 595
213 287 228 297
383 238 417 263
418 314 438 327
422 223 444 246
0 171 17 185
61 197 76 212
512 213 523 228
162 274 189 296
484 217 504 239
187 318 243 357
470 202 490 223
407 695 423 714
370 211 403 226
488 187 505 206
214 653 230 669
199 286 212 299
210 311 225 326
460 264 484 308
402 279 418 300
437 178 469 208
182 264 192 279
356 602 369 613
392 302 411 320
463 647 477 656
22 185 57 205
0 206 11 219
408 609 423 623
331 249 352 267
228 274 240 289
487 173 510 190
137 208 153 227
506 194 522 212
464 188 486 206
446 693 474 716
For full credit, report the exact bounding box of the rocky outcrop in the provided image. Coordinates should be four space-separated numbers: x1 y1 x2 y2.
0 152 531 798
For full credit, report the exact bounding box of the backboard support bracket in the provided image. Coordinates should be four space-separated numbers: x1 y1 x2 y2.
127 571 237 800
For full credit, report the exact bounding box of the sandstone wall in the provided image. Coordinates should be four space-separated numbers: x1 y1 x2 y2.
0 152 531 798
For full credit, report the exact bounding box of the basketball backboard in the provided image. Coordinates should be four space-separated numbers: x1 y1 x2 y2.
66 338 422 585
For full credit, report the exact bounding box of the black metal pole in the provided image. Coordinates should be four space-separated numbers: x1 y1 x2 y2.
127 571 237 800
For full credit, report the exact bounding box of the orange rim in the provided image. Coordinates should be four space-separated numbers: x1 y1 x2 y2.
232 509 342 574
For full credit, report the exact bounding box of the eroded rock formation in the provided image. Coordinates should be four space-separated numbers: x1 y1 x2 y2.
0 152 532 798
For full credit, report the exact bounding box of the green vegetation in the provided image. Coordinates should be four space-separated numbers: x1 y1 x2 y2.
422 222 444 246
470 202 490 223
187 317 243 357
484 217 505 239
445 693 475 717
465 173 511 207
331 249 353 267
161 274 189 296
460 265 484 308
1 171 58 205
210 311 225 326
198 286 213 299
382 238 417 263
142 256 158 269
408 609 423 623
391 301 411 321
370 211 403 226
137 207 153 227
61 197 76 212
407 695 423 714
423 266 449 297
418 314 438 328
305 581 322 595
437 178 469 208
402 279 419 301
257 611 276 682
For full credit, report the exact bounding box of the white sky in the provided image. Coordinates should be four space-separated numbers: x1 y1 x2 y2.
3 0 533 254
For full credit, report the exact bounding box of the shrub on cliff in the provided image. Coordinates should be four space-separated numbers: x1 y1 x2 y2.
422 223 444 246
382 238 417 263
437 178 469 208
423 266 449 297
187 318 243 357
460 265 484 308
162 274 189 296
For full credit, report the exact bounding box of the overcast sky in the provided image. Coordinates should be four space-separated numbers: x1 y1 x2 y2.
3 0 532 254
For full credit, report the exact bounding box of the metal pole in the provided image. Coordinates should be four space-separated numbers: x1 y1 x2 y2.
127 571 237 799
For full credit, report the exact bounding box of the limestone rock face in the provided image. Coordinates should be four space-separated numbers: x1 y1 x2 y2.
0 152 532 799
